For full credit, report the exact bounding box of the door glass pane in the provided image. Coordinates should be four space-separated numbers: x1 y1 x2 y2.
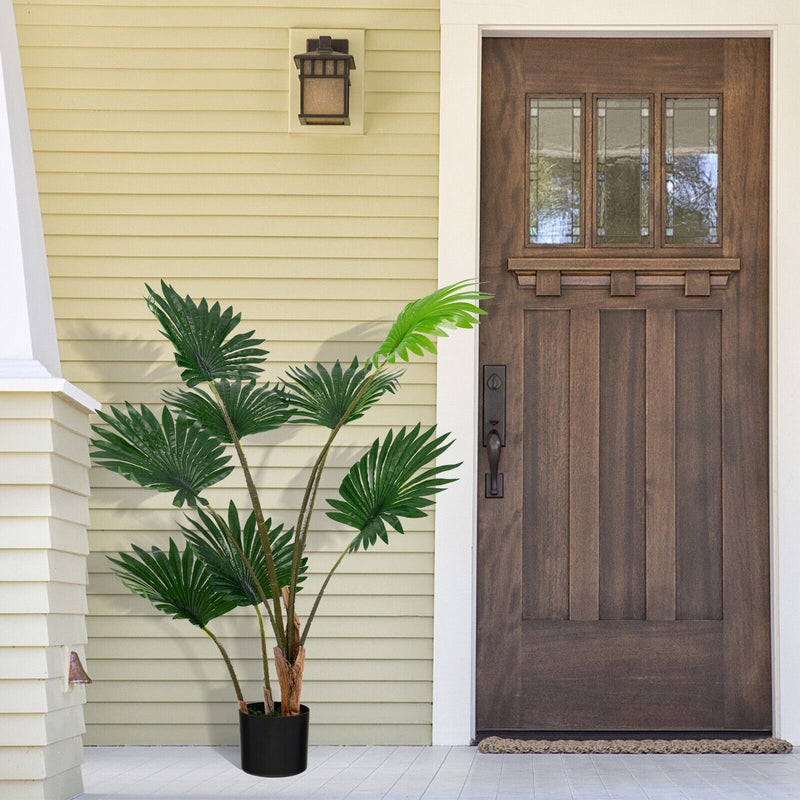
528 98 582 244
596 98 651 245
665 98 719 244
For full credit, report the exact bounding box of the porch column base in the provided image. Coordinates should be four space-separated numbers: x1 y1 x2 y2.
0 377 99 800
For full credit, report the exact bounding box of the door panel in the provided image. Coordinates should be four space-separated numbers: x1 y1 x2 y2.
477 38 770 732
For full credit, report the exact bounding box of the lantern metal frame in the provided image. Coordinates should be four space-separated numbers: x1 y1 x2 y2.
293 36 356 125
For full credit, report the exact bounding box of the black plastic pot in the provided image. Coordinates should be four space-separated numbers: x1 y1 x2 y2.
239 702 310 777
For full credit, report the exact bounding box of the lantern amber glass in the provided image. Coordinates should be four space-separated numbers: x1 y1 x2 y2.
302 78 347 120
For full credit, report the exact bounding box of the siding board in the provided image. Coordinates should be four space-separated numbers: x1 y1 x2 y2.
16 0 440 745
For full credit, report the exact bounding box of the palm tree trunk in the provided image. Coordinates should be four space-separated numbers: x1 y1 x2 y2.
274 646 305 716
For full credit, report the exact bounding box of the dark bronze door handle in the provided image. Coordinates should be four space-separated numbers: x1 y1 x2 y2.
486 429 503 498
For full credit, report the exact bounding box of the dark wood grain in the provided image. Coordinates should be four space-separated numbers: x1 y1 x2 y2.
477 37 770 733
599 310 646 620
523 311 570 620
720 38 772 729
685 271 711 296
518 620 724 730
569 309 600 620
476 297 523 731
645 309 676 621
536 270 562 296
676 310 722 621
610 271 636 296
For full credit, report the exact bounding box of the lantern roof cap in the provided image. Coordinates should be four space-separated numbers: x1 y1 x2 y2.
294 36 356 70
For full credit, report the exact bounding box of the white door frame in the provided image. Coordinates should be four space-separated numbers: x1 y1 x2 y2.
433 2 800 746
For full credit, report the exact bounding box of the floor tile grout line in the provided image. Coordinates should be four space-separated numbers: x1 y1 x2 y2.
378 744 451 800
422 746 477 800
418 745 458 800
340 744 399 800
298 745 375 800
631 754 691 800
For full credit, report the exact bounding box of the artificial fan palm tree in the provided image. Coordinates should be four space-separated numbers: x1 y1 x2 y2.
91 279 488 717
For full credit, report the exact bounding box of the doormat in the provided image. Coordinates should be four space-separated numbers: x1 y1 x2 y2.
478 736 793 754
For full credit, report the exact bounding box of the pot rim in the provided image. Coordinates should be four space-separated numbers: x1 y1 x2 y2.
239 701 310 718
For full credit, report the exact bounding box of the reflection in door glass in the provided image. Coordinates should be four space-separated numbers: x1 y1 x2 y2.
665 98 719 244
528 98 582 244
596 98 651 245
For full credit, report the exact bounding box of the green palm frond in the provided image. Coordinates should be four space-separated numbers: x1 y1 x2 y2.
108 539 237 627
146 281 268 387
326 424 459 552
179 501 305 607
163 381 293 443
90 403 233 507
283 357 401 429
370 280 490 367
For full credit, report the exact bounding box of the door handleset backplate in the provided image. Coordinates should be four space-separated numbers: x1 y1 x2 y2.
483 365 505 498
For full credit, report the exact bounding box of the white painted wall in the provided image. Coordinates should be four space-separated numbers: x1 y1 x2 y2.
434 0 800 745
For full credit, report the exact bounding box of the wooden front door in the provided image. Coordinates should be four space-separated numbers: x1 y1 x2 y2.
477 38 771 732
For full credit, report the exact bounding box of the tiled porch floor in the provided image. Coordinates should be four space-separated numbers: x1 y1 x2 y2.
75 744 800 799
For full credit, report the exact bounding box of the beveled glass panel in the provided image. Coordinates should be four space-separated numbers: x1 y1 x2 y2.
665 98 719 245
528 98 582 245
596 98 651 245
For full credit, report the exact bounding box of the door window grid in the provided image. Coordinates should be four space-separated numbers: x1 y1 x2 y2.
527 94 721 250
665 97 720 245
528 97 582 245
596 97 651 245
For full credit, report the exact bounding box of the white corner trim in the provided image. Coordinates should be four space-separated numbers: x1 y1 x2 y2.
0 0 62 377
435 10 800 746
433 22 483 747
0 373 100 412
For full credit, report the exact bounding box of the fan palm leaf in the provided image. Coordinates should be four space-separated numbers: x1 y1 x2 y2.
326 424 459 552
180 501 305 607
163 381 293 443
370 280 490 367
91 404 233 507
146 281 268 387
108 539 237 627
283 357 401 429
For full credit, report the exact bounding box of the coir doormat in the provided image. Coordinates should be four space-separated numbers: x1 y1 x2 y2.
478 736 793 754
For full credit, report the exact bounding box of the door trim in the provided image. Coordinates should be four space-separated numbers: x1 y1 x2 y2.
432 16 798 746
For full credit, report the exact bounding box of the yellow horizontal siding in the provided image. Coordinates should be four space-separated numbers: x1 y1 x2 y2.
85 701 429 726
17 6 440 30
86 656 432 682
28 110 439 134
21 48 440 72
40 192 439 214
89 572 434 598
22 67 439 90
86 501 441 532
87 723 429 746
89 680 429 704
87 614 433 640
17 0 440 746
42 215 438 238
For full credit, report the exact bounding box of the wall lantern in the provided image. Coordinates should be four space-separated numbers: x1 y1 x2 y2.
293 36 356 125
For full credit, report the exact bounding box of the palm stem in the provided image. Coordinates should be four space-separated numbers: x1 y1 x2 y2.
208 381 286 652
202 625 245 708
286 364 386 658
254 605 274 713
299 534 357 646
